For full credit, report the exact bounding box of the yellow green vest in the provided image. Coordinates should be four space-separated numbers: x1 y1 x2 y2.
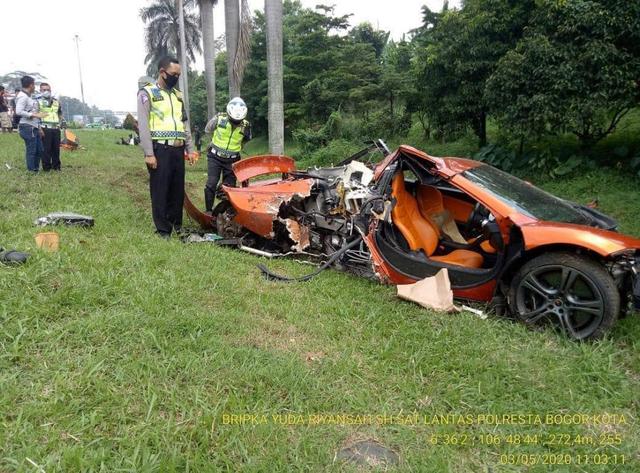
142 84 186 140
39 98 60 126
211 114 249 152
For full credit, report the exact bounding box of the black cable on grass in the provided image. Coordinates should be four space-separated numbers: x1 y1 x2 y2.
258 236 364 282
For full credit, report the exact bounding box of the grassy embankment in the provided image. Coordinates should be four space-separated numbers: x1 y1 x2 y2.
0 129 639 472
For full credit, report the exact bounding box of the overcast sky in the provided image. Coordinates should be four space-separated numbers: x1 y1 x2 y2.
2 0 457 112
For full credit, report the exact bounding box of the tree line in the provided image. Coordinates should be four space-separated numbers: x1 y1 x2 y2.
142 0 639 164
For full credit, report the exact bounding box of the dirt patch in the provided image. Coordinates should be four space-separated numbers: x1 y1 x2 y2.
335 436 400 468
109 169 149 208
243 318 309 352
230 317 328 364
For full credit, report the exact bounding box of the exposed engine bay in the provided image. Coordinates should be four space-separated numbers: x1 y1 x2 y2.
182 139 640 340
212 143 390 279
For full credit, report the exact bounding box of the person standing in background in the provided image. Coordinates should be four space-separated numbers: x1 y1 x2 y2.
0 86 12 133
15 76 46 173
11 88 21 130
37 83 63 171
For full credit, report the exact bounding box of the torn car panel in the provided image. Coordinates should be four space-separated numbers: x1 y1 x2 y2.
184 141 640 340
233 154 297 186
222 179 314 238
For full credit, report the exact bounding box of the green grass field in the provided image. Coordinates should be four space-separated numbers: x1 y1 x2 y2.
1 130 639 472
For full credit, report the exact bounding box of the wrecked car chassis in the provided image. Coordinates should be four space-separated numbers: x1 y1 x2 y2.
184 144 640 340
185 153 381 279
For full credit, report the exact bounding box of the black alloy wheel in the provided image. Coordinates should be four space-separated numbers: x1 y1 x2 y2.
509 252 619 340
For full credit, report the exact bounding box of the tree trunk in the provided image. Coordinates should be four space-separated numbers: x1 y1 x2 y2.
200 0 217 119
265 0 284 154
176 0 191 124
225 0 240 97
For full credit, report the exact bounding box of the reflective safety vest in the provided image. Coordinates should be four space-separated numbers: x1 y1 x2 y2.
211 113 249 153
39 98 60 127
142 83 186 140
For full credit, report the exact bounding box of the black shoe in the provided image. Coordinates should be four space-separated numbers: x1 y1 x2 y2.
155 232 171 240
0 248 29 265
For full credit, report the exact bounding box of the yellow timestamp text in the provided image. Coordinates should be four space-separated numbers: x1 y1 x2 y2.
499 453 627 466
428 432 622 447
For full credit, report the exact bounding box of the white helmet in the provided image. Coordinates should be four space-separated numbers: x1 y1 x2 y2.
226 97 248 121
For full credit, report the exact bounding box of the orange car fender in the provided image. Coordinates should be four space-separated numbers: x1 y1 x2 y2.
518 222 640 257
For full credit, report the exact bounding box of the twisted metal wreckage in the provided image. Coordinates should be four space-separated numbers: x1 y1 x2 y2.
183 140 640 340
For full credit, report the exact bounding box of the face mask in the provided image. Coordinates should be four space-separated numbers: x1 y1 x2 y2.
41 91 51 99
163 73 179 89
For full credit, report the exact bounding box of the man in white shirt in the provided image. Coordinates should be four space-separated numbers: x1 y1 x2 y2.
15 75 47 172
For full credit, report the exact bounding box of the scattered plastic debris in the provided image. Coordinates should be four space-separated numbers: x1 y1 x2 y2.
461 304 488 319
183 232 224 243
0 248 29 265
35 232 60 252
397 269 457 312
35 212 94 227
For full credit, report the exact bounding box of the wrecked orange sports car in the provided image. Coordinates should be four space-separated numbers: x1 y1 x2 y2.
185 141 640 340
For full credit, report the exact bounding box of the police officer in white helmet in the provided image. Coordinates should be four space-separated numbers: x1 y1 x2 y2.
203 97 252 213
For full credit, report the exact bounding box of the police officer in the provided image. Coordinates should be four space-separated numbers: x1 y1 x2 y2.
137 56 197 238
204 97 252 213
37 83 63 171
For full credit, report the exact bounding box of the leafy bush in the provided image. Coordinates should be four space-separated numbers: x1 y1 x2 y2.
66 121 84 129
123 114 137 131
296 139 362 169
293 111 365 156
473 144 594 178
293 109 411 158
358 109 411 141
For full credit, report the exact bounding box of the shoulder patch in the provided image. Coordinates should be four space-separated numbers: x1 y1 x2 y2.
150 87 164 101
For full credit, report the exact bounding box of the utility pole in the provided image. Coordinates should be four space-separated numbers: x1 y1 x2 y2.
74 34 87 124
176 0 191 126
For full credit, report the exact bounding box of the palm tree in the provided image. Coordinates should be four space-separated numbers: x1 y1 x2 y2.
141 0 202 76
265 0 284 154
224 0 252 97
199 0 219 119
176 0 191 120
224 0 239 96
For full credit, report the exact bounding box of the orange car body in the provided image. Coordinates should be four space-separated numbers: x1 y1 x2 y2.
184 146 640 303
370 146 640 300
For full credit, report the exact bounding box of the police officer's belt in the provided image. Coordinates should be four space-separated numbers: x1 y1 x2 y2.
211 145 240 159
156 139 185 147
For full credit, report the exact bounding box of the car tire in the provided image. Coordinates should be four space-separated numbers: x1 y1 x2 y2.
508 252 619 340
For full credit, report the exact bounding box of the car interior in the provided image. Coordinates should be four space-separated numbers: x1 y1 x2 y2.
374 155 505 284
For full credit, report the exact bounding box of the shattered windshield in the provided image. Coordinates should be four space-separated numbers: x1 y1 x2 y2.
462 165 590 225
